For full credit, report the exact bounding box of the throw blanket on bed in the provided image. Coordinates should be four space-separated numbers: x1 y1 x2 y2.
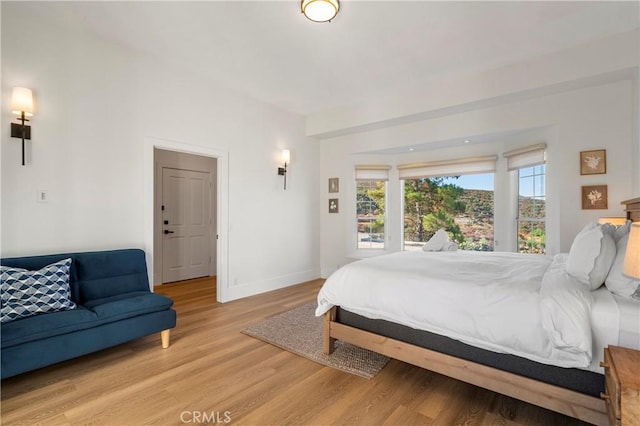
316 250 594 369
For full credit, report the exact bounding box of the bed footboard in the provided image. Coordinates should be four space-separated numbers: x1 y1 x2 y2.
323 308 607 426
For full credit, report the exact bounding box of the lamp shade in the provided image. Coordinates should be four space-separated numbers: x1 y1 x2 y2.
301 0 339 22
598 217 628 226
281 149 291 165
623 223 640 279
11 87 33 116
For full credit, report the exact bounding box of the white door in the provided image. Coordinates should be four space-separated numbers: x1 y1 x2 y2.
162 168 211 283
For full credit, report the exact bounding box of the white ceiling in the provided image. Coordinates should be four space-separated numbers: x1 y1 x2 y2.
16 1 640 116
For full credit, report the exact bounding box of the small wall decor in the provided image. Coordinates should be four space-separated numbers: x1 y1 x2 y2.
329 198 339 213
581 185 608 210
328 177 339 193
580 149 606 175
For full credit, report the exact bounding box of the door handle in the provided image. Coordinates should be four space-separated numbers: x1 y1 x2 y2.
164 230 174 234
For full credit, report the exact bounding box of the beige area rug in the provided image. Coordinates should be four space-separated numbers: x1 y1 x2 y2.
241 302 389 379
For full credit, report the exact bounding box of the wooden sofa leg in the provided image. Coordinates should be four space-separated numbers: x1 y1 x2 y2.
323 307 337 354
161 329 170 348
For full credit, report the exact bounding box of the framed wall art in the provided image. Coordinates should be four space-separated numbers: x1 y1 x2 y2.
581 185 608 210
329 177 339 193
329 198 339 213
580 149 606 175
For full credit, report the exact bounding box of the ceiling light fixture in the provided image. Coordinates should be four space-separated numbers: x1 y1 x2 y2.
301 0 340 23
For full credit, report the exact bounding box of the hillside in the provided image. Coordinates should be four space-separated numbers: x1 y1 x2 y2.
455 189 494 250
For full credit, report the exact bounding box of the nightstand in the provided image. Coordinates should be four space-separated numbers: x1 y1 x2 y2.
600 346 640 426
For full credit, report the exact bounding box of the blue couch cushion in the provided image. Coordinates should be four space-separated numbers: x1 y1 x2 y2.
1 306 98 348
1 292 173 349
1 249 150 304
74 250 150 303
84 292 174 322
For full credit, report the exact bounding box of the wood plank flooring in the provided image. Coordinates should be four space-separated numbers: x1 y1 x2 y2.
1 277 589 425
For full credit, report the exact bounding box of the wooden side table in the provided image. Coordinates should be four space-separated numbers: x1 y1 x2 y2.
600 345 640 426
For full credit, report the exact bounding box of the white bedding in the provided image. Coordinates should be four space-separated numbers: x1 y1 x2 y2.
316 250 604 370
613 293 640 350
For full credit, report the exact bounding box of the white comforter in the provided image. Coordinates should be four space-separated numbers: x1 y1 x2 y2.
316 250 594 369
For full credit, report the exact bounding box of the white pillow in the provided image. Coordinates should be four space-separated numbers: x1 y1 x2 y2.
605 234 640 299
601 220 631 243
566 222 617 290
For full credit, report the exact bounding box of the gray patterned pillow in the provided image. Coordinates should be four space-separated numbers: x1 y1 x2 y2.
1 258 76 323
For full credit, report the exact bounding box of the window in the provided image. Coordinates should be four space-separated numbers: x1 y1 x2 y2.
355 166 390 250
357 180 386 249
402 174 494 251
503 143 547 254
398 156 497 252
517 165 546 254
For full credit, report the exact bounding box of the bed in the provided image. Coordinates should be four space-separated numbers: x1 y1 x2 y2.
318 198 640 425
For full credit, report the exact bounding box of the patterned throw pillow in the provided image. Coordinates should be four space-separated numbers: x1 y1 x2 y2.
1 258 76 323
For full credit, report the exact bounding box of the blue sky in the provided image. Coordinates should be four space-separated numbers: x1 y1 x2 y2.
442 173 494 191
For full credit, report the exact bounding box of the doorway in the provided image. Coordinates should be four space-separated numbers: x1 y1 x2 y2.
154 149 217 284
144 138 229 302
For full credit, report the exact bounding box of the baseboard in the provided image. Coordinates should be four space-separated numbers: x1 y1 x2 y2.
225 268 321 301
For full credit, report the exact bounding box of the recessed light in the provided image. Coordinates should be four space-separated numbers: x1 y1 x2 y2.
464 140 470 144
409 148 415 152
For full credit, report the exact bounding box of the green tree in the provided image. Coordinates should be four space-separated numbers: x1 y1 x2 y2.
404 178 466 243
357 181 386 236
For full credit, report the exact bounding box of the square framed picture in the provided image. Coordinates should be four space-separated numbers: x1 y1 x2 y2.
580 149 606 175
581 185 608 210
328 177 339 193
328 198 339 213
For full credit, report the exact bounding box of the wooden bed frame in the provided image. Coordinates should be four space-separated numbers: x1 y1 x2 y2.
322 197 640 426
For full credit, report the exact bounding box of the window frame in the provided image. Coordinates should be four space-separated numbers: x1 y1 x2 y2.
516 164 546 254
356 178 388 251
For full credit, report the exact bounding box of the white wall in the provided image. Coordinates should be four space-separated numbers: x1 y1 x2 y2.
319 80 637 278
1 3 320 301
307 29 639 138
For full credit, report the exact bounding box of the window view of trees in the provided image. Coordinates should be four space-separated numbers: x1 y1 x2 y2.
517 165 546 254
403 175 494 251
357 180 386 249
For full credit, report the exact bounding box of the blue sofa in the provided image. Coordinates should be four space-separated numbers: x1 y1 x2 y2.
1 249 176 379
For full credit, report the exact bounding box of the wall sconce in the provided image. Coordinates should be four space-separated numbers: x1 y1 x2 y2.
277 149 290 190
11 87 34 166
623 223 640 279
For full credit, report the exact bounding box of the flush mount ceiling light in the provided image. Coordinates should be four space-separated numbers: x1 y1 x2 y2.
301 0 340 23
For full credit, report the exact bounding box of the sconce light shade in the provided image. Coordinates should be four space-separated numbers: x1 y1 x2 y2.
11 87 33 116
301 0 339 22
281 149 291 165
598 217 628 226
624 223 640 279
278 149 291 190
11 87 34 166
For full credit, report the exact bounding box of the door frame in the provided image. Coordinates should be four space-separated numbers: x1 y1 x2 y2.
144 137 229 302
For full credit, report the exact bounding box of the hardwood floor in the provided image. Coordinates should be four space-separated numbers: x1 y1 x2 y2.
1 278 589 425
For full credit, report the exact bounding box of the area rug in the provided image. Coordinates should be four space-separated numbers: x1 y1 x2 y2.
241 302 389 379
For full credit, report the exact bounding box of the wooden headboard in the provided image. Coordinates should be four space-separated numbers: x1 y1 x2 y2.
622 197 640 222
